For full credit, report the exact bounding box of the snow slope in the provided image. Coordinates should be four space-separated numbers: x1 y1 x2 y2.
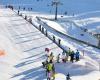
0 8 63 80
0 0 100 80
1 8 100 80
37 18 98 46
1 0 100 46
14 7 100 80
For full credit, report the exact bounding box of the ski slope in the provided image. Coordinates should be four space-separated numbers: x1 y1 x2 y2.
0 8 62 80
0 0 100 80
0 8 100 80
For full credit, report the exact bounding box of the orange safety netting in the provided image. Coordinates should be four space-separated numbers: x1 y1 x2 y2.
0 50 5 56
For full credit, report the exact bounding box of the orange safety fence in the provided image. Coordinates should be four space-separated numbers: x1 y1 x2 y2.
0 50 5 56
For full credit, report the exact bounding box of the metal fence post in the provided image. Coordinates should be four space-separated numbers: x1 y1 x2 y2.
58 39 61 45
53 35 55 42
29 18 32 24
45 30 48 36
20 13 22 16
25 15 27 20
83 50 84 56
39 25 41 31
18 10 19 15
42 27 44 33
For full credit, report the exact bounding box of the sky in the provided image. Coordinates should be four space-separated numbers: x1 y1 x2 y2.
0 0 100 14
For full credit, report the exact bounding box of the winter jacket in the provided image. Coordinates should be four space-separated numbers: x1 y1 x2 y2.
76 51 79 57
47 63 53 71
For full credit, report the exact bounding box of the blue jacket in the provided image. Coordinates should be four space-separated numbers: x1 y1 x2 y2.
75 51 79 57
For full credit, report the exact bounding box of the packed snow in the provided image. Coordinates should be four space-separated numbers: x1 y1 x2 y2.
0 0 100 80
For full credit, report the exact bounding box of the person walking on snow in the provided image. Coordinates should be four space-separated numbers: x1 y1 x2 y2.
52 63 55 80
68 48 72 61
18 10 19 15
75 50 80 61
66 73 71 80
57 54 60 63
46 61 54 80
49 52 54 63
45 48 50 57
65 50 69 61
45 48 50 53
70 51 75 63
62 51 66 63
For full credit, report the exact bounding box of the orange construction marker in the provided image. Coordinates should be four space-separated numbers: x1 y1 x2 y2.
0 50 5 56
